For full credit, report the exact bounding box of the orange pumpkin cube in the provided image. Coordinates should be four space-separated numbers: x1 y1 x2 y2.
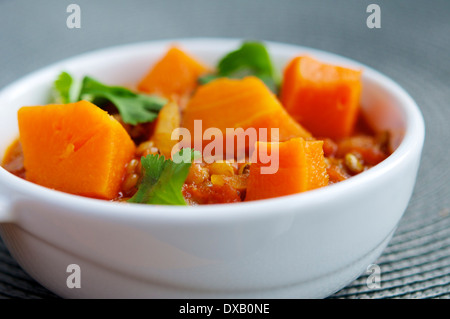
281 56 362 140
137 46 209 105
245 138 329 201
18 100 136 199
182 76 311 158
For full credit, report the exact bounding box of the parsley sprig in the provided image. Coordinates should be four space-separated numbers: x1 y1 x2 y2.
128 148 199 206
52 72 167 125
199 41 279 93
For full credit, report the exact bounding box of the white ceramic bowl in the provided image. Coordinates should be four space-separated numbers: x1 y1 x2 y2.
0 39 424 298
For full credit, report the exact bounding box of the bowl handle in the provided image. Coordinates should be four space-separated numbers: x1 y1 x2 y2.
0 195 14 223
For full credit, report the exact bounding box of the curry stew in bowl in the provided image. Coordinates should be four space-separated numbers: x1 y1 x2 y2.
2 42 393 206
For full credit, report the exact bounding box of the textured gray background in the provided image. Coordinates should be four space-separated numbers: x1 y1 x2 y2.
0 0 449 299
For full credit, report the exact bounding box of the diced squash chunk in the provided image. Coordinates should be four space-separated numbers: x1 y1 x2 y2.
237 107 310 143
182 76 311 156
280 56 362 140
245 138 328 201
152 101 181 158
137 47 209 104
18 100 135 199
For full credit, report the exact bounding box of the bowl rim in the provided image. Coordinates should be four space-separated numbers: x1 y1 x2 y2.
0 37 425 222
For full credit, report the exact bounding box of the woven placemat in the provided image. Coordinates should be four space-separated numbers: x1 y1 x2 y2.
0 0 449 299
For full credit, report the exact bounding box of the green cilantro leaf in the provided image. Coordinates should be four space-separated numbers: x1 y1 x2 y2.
52 71 73 104
128 148 199 206
199 41 279 93
78 76 167 125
